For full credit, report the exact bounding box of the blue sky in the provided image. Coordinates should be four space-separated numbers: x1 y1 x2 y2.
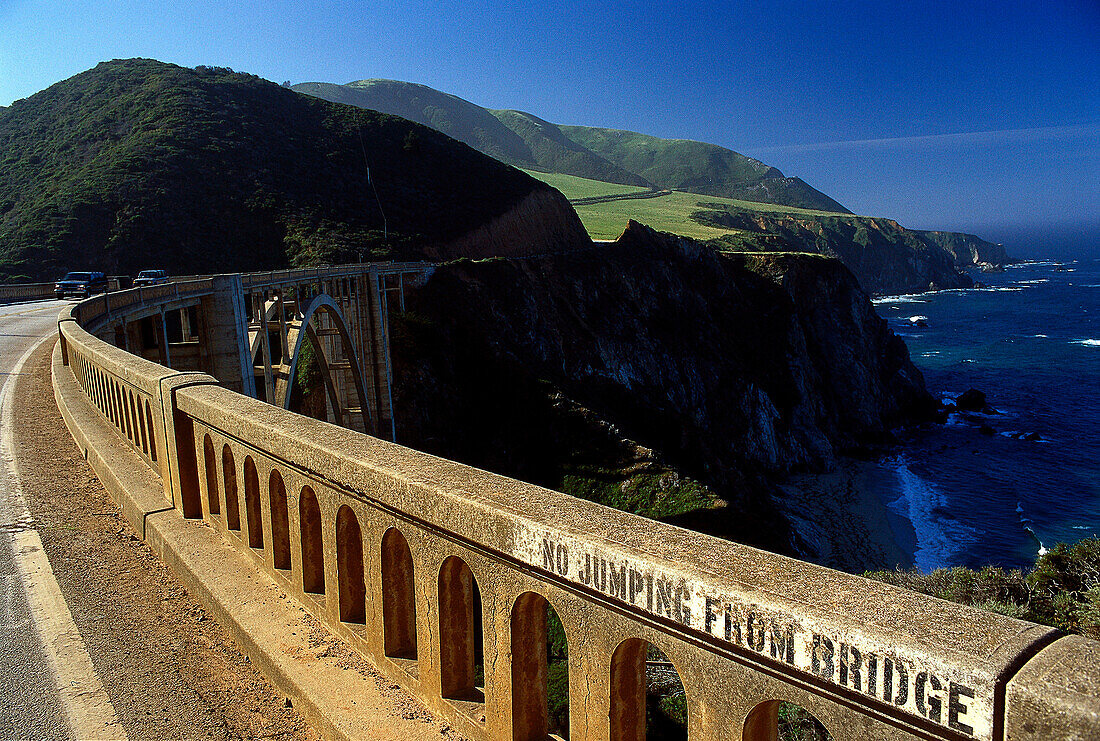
1 0 1097 255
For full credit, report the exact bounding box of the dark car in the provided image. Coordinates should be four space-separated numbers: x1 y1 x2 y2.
54 271 108 299
133 269 170 287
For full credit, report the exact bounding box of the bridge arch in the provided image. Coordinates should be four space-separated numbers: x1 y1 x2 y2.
273 294 372 433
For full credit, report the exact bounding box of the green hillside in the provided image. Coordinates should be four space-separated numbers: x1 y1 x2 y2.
559 125 850 212
519 170 649 201
0 60 553 281
524 169 838 241
292 78 848 213
293 80 650 188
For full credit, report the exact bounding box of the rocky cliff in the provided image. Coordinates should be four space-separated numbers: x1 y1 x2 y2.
696 205 985 295
390 222 935 557
429 188 590 260
917 229 1013 269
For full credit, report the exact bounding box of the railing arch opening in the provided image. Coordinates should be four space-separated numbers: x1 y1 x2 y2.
202 435 220 515
112 382 123 434
134 391 148 454
510 591 570 741
630 644 687 741
113 381 122 431
381 527 417 660
127 389 138 443
269 468 290 570
222 444 241 533
145 399 156 461
300 486 325 595
336 504 366 624
244 456 263 549
744 700 832 741
438 556 484 703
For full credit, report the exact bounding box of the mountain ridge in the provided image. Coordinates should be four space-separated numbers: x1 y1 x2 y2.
0 60 589 281
291 78 850 213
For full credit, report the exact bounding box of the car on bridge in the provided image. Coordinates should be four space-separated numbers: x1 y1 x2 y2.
54 271 108 299
133 269 170 287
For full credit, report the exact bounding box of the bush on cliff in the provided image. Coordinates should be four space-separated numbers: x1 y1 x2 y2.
864 538 1100 640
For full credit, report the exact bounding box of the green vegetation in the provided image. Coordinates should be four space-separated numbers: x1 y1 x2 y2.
561 467 715 520
518 169 649 200
778 703 832 741
292 78 849 213
558 125 848 212
547 607 570 736
864 538 1100 640
521 169 837 241
0 59 547 281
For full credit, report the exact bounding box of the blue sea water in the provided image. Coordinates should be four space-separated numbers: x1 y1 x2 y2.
871 258 1100 572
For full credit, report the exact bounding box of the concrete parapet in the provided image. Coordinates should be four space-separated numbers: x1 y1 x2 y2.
1004 636 1100 740
52 341 444 740
53 266 1100 741
0 282 57 303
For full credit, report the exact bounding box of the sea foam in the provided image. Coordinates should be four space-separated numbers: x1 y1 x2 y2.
889 458 976 572
872 294 927 305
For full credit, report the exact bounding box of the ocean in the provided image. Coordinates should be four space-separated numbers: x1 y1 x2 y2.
869 257 1100 572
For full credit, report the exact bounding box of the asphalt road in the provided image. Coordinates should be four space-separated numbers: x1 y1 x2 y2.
0 299 73 741
0 299 321 741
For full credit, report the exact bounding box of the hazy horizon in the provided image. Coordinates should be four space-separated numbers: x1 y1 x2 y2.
1 0 1096 253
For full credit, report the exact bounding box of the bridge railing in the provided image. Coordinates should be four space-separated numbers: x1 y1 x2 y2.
55 273 1100 741
73 278 216 332
0 281 56 303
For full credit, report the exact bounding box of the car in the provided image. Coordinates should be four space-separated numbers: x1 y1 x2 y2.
133 269 170 287
54 271 108 299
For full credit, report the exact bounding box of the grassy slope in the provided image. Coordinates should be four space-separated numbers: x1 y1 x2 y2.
293 80 651 188
520 169 650 200
524 169 837 240
0 60 547 281
558 124 850 213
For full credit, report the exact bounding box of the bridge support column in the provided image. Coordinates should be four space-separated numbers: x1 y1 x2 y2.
154 372 221 516
359 272 395 440
198 275 256 398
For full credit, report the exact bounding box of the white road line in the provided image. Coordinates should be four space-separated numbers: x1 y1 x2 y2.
0 335 128 741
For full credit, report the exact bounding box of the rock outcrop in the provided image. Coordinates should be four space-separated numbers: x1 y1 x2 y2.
390 222 935 556
698 207 984 295
916 230 1013 269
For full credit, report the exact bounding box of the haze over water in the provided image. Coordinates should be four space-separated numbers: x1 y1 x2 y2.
872 254 1100 572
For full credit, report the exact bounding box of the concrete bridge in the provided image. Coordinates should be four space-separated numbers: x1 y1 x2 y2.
51 264 1099 741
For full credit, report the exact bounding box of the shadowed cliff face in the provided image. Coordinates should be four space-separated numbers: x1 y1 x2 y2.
430 188 591 260
390 222 935 555
699 208 989 295
916 230 1012 268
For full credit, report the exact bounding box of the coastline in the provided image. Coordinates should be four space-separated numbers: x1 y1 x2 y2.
773 457 917 574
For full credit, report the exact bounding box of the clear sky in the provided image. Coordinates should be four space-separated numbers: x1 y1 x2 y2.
1 0 1097 255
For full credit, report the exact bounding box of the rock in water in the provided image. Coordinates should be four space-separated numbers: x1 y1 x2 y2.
956 388 995 413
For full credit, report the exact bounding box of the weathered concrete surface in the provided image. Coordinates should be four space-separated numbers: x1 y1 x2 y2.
1005 635 1100 741
53 341 461 741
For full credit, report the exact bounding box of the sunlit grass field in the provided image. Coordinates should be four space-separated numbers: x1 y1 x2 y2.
520 169 649 200
523 169 842 241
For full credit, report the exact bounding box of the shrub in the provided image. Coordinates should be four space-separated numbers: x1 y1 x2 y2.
865 538 1100 639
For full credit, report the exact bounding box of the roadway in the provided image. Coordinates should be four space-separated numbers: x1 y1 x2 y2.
0 299 319 741
0 299 74 740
